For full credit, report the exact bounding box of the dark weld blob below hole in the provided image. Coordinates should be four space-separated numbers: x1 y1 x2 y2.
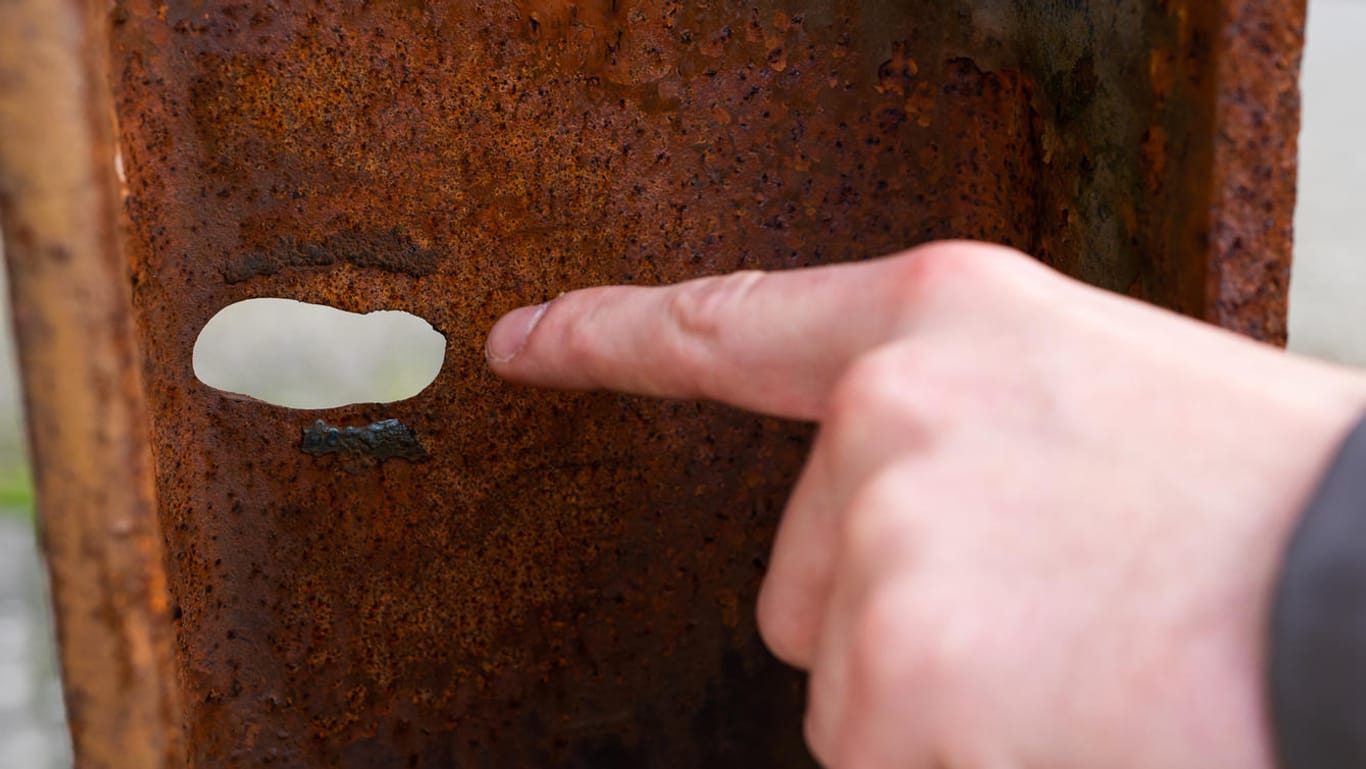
301 419 429 465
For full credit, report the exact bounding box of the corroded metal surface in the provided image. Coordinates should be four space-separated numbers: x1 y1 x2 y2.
0 0 1307 766
1205 0 1309 340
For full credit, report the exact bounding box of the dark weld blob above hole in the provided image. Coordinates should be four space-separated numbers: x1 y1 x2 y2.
221 228 440 284
192 298 446 409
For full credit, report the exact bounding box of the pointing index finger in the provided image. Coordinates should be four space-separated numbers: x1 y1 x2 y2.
484 255 915 420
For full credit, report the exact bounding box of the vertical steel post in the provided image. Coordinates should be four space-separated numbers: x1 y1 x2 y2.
0 0 1310 766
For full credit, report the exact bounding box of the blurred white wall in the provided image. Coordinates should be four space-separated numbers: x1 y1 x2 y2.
1289 0 1366 363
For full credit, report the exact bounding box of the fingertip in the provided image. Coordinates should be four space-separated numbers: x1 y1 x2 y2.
485 302 549 367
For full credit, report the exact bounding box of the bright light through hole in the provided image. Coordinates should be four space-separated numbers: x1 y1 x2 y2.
192 298 446 409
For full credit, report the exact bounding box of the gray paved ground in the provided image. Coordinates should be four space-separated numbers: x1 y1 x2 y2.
0 517 69 769
0 1 1362 765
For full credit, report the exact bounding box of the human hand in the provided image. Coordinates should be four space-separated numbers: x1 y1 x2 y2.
485 241 1366 769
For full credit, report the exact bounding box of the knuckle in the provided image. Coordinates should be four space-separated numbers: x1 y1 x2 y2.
847 598 916 716
891 243 980 304
850 582 951 694
839 466 920 564
665 270 764 343
754 588 785 658
886 241 1028 317
827 347 912 418
803 707 837 768
664 270 764 392
560 301 609 379
837 475 940 685
755 579 813 668
824 345 933 451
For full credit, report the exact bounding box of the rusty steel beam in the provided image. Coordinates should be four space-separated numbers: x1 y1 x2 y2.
1 0 1307 767
1203 0 1310 338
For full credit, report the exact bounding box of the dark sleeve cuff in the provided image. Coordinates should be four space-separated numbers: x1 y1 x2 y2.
1271 415 1366 769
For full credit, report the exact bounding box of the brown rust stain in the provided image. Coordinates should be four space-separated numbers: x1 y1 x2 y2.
0 0 1297 765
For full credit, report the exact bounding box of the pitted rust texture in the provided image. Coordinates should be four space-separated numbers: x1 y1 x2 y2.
1202 0 1308 341
82 0 1305 766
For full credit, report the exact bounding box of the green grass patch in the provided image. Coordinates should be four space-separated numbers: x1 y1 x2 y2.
0 465 34 518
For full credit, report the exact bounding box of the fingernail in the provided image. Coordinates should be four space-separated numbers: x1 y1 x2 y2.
486 302 549 363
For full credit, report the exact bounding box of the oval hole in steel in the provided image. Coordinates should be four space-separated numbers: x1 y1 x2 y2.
192 298 446 409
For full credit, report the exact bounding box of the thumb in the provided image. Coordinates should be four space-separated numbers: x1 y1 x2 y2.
484 242 1019 420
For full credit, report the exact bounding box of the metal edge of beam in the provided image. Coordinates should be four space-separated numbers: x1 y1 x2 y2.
1204 0 1310 343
